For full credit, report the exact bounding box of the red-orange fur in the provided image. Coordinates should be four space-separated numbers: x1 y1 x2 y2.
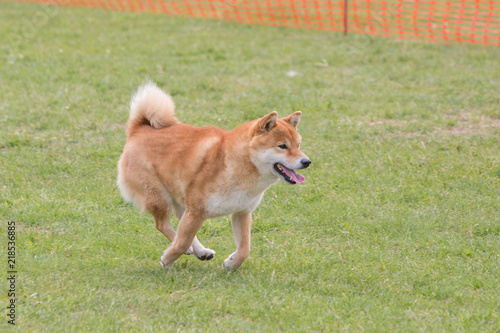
117 82 310 270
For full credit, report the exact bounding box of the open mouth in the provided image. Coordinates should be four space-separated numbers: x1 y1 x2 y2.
273 163 305 185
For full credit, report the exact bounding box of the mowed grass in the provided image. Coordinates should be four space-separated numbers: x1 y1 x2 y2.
1 2 499 331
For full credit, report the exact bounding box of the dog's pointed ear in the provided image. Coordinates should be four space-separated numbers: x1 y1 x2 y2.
282 111 301 128
257 111 278 134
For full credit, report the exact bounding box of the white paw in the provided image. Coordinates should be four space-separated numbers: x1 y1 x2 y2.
223 254 237 270
160 250 172 269
193 247 216 261
160 260 173 270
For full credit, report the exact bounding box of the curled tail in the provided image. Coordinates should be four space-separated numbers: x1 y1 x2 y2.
127 81 179 137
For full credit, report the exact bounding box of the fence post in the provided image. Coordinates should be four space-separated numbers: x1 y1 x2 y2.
343 0 348 35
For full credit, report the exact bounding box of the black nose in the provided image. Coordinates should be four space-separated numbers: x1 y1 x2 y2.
301 158 311 169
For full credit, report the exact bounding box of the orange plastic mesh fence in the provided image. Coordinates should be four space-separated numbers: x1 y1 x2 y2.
10 0 500 45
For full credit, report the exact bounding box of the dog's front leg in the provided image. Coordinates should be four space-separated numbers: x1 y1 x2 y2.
223 212 252 270
161 209 205 269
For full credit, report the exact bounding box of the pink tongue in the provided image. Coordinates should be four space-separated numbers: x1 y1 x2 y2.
281 165 305 184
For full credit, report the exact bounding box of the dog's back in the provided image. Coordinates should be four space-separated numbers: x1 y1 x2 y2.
118 82 227 212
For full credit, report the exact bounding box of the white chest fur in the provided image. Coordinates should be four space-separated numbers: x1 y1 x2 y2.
206 190 265 218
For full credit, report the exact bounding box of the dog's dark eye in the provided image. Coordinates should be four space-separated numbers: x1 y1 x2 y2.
278 144 288 149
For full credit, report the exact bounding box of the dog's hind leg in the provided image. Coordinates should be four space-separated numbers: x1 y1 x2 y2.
151 208 175 242
147 196 196 256
223 212 252 270
172 202 215 261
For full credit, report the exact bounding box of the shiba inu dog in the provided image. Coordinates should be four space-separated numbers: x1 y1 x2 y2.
117 82 311 270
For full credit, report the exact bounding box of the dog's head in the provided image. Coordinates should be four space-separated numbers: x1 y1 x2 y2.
250 111 311 185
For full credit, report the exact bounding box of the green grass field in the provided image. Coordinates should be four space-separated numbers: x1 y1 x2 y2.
1 2 499 331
